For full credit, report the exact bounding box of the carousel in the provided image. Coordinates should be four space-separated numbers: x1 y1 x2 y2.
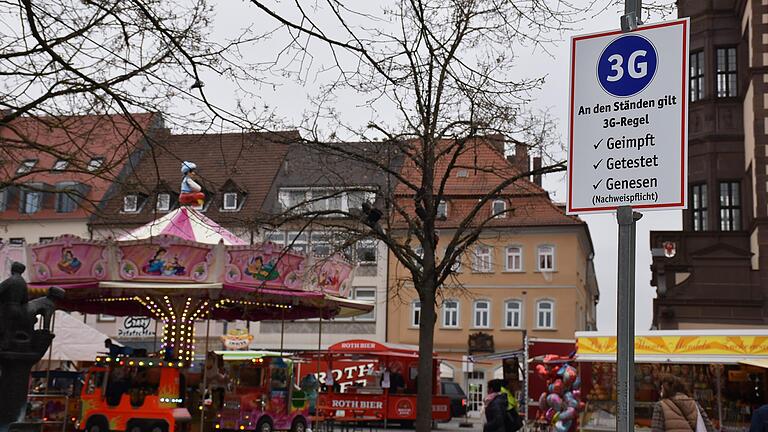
24 205 369 364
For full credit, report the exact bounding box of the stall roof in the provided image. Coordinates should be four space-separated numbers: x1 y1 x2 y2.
214 350 290 361
576 330 768 364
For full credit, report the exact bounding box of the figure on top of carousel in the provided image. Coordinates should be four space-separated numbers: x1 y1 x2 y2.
179 161 205 206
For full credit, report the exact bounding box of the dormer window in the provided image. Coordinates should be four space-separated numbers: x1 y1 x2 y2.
437 200 448 219
156 193 171 212
52 160 68 171
492 199 507 218
123 194 139 212
223 192 238 210
17 159 37 174
87 157 104 172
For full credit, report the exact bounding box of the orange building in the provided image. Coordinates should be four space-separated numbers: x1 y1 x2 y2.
385 138 598 415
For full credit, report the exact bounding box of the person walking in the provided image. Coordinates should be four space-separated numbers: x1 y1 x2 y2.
651 374 715 432
483 379 508 432
750 404 768 431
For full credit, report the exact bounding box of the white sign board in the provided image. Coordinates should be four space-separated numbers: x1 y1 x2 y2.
567 19 689 214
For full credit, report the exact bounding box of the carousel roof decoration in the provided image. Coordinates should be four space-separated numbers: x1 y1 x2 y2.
118 206 246 246
22 205 369 364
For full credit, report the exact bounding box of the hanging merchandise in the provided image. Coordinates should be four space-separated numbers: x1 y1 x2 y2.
535 357 585 432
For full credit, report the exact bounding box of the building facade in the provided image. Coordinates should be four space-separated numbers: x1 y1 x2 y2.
650 0 768 329
0 113 161 245
385 139 598 415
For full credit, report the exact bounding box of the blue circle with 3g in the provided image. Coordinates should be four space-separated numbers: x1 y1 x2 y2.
597 35 657 97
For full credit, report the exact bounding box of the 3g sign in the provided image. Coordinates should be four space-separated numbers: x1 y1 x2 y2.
597 34 658 97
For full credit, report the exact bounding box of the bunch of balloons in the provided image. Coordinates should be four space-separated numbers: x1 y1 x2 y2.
535 362 585 432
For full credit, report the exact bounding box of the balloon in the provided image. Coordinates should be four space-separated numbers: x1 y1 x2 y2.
572 376 581 389
552 379 564 395
545 408 556 423
539 392 548 409
547 393 563 411
559 407 577 421
536 364 549 379
564 391 577 408
578 401 586 411
555 419 572 432
572 389 581 399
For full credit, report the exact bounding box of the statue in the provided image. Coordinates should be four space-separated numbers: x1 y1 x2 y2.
179 161 205 206
0 262 58 432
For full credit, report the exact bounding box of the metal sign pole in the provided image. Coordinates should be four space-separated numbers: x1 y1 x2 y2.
621 0 642 32
616 206 642 431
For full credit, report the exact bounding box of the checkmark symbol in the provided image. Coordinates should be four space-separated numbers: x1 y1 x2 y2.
592 179 603 190
593 159 603 169
593 139 603 150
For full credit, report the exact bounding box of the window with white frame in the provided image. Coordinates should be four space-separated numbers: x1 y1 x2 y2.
356 240 377 264
505 300 523 329
311 231 331 257
265 230 286 247
444 248 461 273
17 159 37 174
437 200 448 219
473 300 490 328
472 245 493 273
156 193 171 212
353 288 375 321
87 157 104 172
52 159 68 171
20 185 42 214
279 187 376 215
537 245 555 271
443 300 459 328
536 300 554 329
123 194 139 212
55 182 80 213
505 246 523 271
223 192 239 210
492 200 507 218
286 232 308 254
411 301 421 326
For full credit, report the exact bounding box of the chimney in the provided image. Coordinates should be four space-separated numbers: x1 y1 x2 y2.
514 143 529 173
533 156 542 186
486 134 505 155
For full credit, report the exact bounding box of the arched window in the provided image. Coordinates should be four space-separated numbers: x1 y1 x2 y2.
411 301 421 327
442 300 460 328
536 300 555 329
473 300 490 328
505 300 523 329
537 245 555 271
505 246 523 271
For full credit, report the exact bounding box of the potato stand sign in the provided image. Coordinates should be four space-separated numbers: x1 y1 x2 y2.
567 19 689 214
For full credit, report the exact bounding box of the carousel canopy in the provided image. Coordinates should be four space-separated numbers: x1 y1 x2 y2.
118 206 246 245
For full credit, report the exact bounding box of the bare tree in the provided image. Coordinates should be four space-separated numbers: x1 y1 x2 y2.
240 1 587 429
0 0 263 204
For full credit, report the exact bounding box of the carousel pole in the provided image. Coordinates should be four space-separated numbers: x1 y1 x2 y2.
314 311 323 432
43 312 56 422
153 320 159 353
280 307 286 356
200 318 211 432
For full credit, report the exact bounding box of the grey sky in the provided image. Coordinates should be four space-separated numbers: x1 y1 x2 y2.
200 1 681 332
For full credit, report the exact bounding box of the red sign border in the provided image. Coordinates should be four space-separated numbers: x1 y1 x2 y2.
567 19 689 214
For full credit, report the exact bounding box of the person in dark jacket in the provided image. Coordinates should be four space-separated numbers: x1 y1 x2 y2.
751 404 768 432
484 379 508 432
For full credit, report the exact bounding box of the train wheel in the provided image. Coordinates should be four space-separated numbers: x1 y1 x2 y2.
256 418 273 432
291 418 306 432
86 417 109 432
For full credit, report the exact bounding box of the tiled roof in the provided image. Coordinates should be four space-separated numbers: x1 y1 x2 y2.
89 131 297 227
392 137 582 228
0 113 160 220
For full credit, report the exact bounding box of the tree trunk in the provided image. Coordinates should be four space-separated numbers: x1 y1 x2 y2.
415 285 437 432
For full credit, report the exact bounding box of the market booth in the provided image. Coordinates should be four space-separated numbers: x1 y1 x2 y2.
296 339 452 424
576 330 768 431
